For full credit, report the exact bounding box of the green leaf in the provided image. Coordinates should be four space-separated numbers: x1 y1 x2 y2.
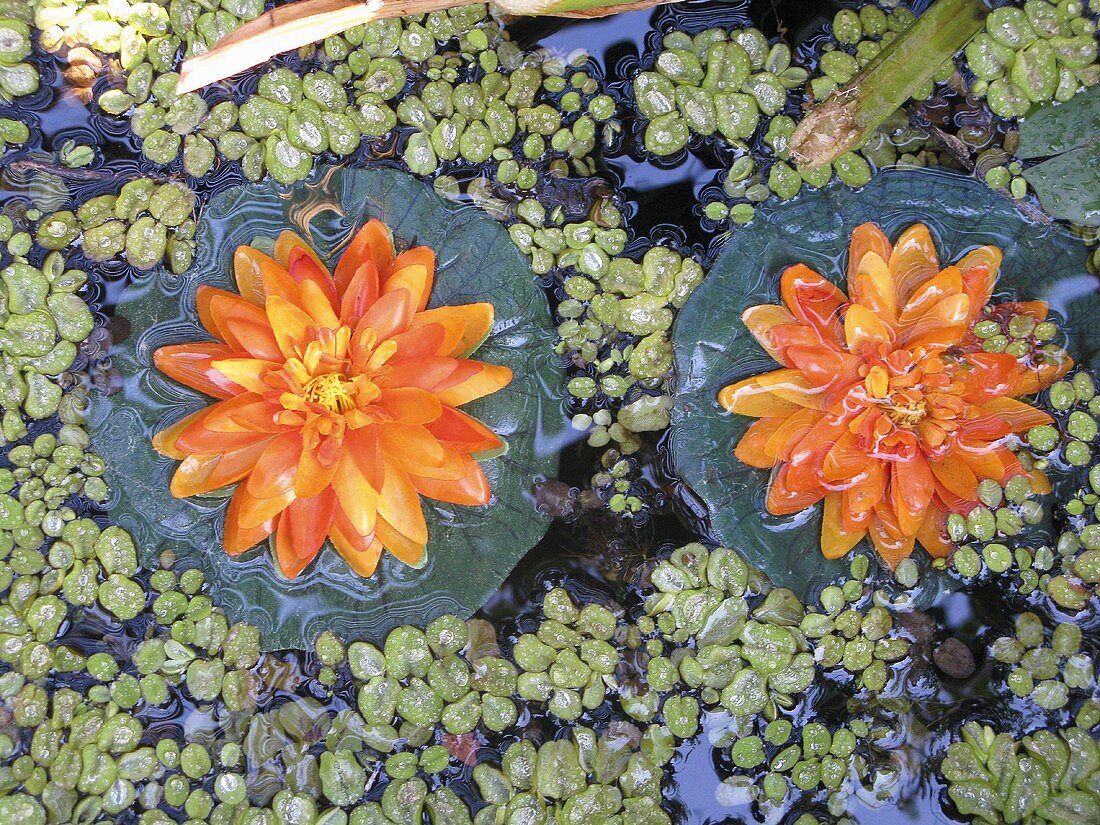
670 168 1098 600
1017 85 1100 158
89 166 564 650
1018 85 1100 226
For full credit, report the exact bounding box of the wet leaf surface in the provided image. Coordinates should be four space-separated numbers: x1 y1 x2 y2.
1019 85 1100 226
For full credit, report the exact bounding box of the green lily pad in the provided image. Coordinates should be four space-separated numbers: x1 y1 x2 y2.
671 168 1098 599
1018 85 1100 227
89 166 564 650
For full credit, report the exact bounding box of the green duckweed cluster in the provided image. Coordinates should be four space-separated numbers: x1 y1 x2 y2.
33 0 262 60
640 545 916 816
0 2 40 102
632 26 806 155
965 0 1099 118
0 245 95 423
991 611 1095 711
0 520 915 823
0 117 29 154
68 2 620 186
942 716 1100 824
38 178 198 273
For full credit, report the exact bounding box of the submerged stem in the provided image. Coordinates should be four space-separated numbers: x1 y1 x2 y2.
790 0 987 170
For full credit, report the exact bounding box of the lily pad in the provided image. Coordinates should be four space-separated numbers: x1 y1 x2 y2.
1018 84 1100 226
671 168 1098 599
89 166 565 650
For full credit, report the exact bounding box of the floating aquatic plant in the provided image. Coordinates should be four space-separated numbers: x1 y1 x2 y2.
717 221 1070 567
151 219 512 580
92 167 562 648
672 169 1100 596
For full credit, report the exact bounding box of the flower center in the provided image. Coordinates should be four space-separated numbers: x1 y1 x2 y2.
303 373 356 414
864 365 929 427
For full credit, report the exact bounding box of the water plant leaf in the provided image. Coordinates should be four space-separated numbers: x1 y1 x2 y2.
90 166 564 650
1018 85 1100 227
671 168 1098 600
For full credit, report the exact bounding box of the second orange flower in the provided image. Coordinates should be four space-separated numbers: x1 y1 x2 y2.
152 220 512 579
719 222 1070 568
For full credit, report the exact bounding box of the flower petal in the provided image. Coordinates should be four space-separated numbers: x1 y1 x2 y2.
719 369 825 417
275 230 328 274
978 396 1052 432
155 342 245 399
741 304 797 364
335 219 393 296
339 261 381 328
200 286 283 361
888 223 940 305
389 324 447 364
898 266 963 325
295 440 340 499
384 247 435 312
955 245 1001 317
735 417 787 468
410 303 494 358
209 357 280 395
435 362 513 407
784 344 860 389
891 455 935 537
332 454 379 537
916 505 953 559
236 482 296 530
846 223 893 283
377 458 428 545
358 288 415 343
234 246 283 306
766 464 825 515
170 441 268 497
1015 353 1073 396
780 264 847 344
928 453 979 501
152 409 207 460
223 484 276 556
175 403 274 454
247 431 304 499
273 492 336 579
843 303 895 353
868 505 915 569
821 492 866 559
375 387 443 425
427 407 504 455
288 247 339 314
848 251 897 323
900 293 971 348
844 460 886 519
411 456 491 505
376 515 426 567
329 514 383 577
960 352 1019 403
265 294 315 360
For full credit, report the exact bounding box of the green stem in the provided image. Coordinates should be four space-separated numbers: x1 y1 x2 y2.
790 0 987 170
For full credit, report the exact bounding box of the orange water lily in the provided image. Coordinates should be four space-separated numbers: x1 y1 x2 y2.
719 222 1070 567
152 220 512 579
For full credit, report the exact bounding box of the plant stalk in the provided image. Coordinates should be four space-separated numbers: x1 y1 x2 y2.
789 0 987 170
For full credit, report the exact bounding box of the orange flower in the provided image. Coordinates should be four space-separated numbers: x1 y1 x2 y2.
152 220 512 579
719 223 1070 567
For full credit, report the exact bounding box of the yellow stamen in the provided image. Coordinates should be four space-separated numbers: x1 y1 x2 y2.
303 372 357 414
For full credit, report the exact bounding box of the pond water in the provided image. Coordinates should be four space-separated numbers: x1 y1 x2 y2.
2 0 1099 823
